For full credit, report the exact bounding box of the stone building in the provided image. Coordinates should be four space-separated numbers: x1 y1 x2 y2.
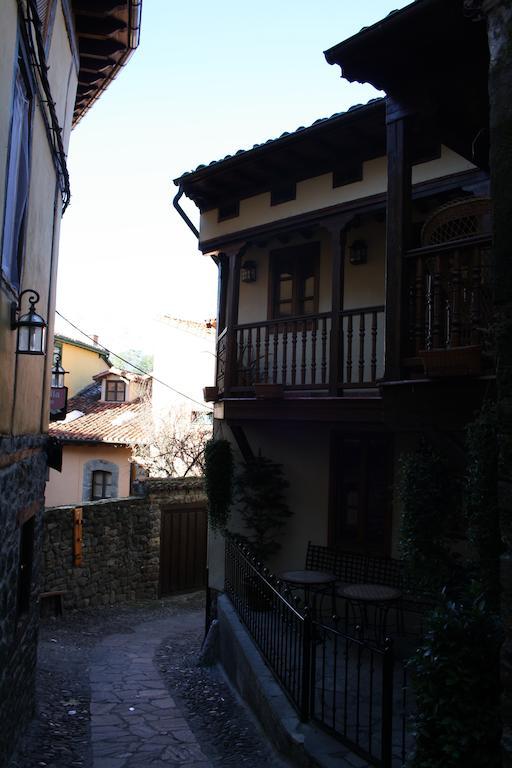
0 2 141 765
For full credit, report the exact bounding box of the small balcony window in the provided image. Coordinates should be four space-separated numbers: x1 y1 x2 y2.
105 380 126 402
270 243 319 319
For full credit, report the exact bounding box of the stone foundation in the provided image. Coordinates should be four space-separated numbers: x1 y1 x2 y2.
43 477 206 610
0 434 47 768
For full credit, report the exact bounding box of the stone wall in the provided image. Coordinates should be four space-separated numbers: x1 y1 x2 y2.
43 477 206 610
0 434 47 768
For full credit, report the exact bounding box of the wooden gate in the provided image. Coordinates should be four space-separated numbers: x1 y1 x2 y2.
159 503 207 595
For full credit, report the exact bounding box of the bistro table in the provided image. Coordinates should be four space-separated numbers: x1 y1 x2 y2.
339 583 402 644
279 570 337 618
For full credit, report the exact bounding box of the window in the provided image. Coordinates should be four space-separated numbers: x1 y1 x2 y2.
105 380 126 402
270 243 319 319
329 434 392 556
91 470 112 500
16 517 35 620
1 58 32 289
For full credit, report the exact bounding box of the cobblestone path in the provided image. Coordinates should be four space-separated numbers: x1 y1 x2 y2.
9 595 290 768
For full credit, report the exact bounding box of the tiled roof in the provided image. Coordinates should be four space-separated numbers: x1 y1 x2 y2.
176 98 384 180
93 367 151 383
49 385 148 445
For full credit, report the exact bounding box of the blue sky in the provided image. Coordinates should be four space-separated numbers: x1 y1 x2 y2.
56 0 411 355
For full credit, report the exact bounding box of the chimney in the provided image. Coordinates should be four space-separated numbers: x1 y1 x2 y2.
92 334 98 345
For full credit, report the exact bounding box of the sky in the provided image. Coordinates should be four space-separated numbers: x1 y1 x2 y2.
56 0 412 357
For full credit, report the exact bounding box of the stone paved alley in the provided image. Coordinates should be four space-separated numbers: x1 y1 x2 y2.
9 593 290 768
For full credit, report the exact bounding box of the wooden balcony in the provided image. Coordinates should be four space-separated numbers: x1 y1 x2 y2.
404 234 494 375
216 306 385 396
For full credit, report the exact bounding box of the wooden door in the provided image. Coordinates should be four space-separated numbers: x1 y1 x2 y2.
329 433 393 556
160 504 207 595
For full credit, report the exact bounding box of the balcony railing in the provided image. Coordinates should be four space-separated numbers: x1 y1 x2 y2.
405 236 493 357
216 306 385 395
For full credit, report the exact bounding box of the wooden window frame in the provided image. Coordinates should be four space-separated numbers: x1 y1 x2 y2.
91 469 113 500
105 379 126 402
268 242 320 320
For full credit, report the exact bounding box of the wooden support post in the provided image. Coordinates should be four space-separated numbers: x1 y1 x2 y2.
323 216 350 395
384 100 412 381
73 507 83 567
223 243 245 395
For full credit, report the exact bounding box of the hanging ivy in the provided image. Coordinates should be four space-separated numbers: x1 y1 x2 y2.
204 439 233 532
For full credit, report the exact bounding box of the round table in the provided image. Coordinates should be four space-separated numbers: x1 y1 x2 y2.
279 570 337 617
339 583 402 643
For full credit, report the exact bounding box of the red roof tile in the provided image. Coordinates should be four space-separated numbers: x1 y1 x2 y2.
49 390 148 445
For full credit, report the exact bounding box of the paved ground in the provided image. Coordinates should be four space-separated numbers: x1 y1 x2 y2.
9 593 290 768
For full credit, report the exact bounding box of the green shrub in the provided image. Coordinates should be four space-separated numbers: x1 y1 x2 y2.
204 439 233 532
235 455 292 562
399 439 454 594
464 400 501 608
409 596 502 768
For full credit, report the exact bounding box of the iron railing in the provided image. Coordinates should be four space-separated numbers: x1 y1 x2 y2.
224 537 413 767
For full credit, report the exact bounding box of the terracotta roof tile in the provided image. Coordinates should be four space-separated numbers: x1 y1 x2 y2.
49 388 148 445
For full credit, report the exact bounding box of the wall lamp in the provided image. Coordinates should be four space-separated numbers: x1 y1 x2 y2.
241 260 257 283
51 353 68 387
349 239 368 266
10 289 47 355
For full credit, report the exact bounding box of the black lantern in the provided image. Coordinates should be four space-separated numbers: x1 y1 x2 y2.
349 239 368 265
241 260 257 283
51 353 68 387
11 289 47 355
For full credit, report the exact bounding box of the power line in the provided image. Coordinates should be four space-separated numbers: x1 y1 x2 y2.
55 310 213 411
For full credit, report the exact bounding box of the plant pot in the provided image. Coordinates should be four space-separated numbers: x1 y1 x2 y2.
203 385 219 402
419 345 482 377
253 383 284 399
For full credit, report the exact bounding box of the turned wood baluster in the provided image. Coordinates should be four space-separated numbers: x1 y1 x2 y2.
301 325 307 385
273 324 279 384
346 314 353 384
371 311 378 383
311 321 317 385
238 329 244 385
432 256 442 348
247 327 253 381
255 326 261 383
415 257 425 354
359 312 366 384
291 322 297 386
321 318 327 385
450 250 461 348
471 251 482 345
264 326 270 383
282 322 288 385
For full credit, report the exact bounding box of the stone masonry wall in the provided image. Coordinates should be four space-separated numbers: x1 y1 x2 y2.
43 477 206 611
0 434 47 768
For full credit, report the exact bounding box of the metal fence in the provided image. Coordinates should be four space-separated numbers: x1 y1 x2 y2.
224 537 413 767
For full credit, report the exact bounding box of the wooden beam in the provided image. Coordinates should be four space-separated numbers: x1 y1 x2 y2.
384 101 412 380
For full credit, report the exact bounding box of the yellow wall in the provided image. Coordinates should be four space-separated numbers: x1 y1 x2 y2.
59 341 108 397
200 146 475 243
0 0 78 436
45 443 132 508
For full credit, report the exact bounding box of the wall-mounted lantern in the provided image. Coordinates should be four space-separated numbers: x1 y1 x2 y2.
51 353 68 388
11 289 47 355
348 240 368 266
241 260 257 283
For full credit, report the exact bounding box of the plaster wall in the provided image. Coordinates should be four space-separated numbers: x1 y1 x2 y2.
0 0 77 436
45 443 132 508
59 341 108 397
200 146 475 243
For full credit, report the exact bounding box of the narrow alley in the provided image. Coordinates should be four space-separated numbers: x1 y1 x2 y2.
9 594 289 768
